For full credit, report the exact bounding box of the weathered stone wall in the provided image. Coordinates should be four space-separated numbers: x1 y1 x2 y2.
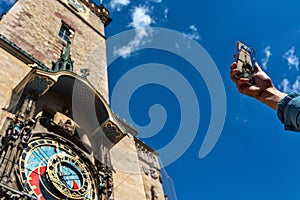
139 159 165 200
0 47 30 135
136 140 166 200
0 1 167 199
0 0 109 102
110 134 148 200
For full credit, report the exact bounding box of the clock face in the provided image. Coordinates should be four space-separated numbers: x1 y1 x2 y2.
69 0 86 12
19 138 98 200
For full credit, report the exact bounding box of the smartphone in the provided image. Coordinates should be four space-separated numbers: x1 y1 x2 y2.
235 41 256 80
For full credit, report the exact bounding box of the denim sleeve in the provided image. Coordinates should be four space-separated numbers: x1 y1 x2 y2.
277 92 300 132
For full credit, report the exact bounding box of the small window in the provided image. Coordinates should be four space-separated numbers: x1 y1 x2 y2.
66 64 71 71
58 22 74 42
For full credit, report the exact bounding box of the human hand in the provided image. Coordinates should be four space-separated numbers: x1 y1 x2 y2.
230 62 287 110
230 62 274 99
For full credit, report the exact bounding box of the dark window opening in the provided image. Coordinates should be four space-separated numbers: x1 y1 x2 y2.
58 22 74 42
66 64 71 71
51 61 56 71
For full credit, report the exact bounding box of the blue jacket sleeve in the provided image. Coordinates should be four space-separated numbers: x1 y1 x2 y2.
277 92 300 132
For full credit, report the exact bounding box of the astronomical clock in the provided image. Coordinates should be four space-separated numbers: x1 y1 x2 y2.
0 37 124 200
19 136 98 200
0 0 167 199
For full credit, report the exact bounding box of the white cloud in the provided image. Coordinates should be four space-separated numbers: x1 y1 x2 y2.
292 77 300 91
151 0 162 2
114 6 154 58
278 78 291 93
164 8 168 19
129 6 153 29
189 25 197 32
109 0 130 12
283 46 299 71
278 77 300 93
261 46 271 70
183 25 201 41
181 25 201 49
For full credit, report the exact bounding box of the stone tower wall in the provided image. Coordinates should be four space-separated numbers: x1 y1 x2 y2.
110 135 148 200
0 1 167 199
0 0 109 101
0 47 31 135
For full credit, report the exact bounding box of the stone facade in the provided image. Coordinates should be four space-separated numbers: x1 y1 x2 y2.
135 139 165 200
111 135 147 200
0 0 108 102
0 45 31 134
0 0 167 199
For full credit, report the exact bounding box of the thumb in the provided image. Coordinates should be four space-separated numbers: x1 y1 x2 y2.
254 62 262 73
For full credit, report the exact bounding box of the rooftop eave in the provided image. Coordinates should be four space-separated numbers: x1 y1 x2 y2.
0 34 49 70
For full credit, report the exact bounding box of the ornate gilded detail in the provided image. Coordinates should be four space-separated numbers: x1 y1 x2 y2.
101 120 124 144
27 75 54 97
17 92 37 122
97 165 114 199
4 117 35 147
0 116 35 198
46 153 91 199
18 137 98 199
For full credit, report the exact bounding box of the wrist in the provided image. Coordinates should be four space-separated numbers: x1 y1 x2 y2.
256 87 287 110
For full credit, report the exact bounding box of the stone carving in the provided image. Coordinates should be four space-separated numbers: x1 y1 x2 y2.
136 142 159 168
54 111 76 135
151 186 158 200
17 92 37 122
97 164 114 200
2 116 35 151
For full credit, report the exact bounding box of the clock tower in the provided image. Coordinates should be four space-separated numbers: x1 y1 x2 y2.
0 0 168 199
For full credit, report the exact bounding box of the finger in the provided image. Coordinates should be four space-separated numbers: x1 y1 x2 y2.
236 83 247 93
230 68 239 81
254 62 262 73
230 62 237 70
236 78 250 86
230 68 250 83
236 81 253 94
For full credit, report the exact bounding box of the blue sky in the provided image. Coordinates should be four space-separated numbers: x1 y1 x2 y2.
3 0 300 199
105 1 300 199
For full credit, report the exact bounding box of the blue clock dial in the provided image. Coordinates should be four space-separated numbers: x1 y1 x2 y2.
19 138 98 200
